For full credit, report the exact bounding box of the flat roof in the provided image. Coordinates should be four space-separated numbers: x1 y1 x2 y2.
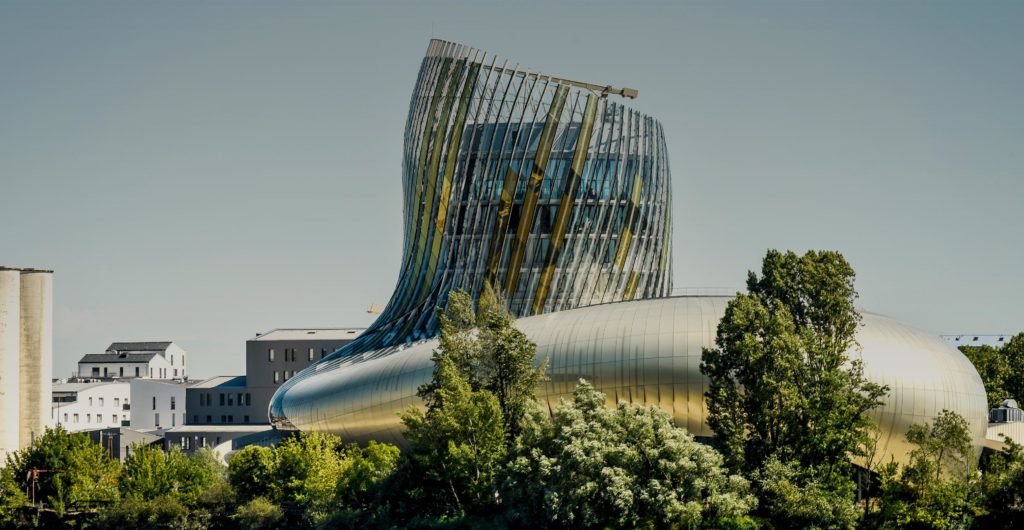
164 425 270 433
188 375 246 389
252 328 364 341
53 381 128 393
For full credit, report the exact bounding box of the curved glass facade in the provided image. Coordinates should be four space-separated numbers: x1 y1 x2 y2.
330 39 671 359
269 40 988 464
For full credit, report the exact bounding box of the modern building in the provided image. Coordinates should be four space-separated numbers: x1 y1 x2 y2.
52 381 130 432
246 328 362 422
77 341 187 380
129 378 186 430
269 39 990 466
185 375 252 426
0 266 53 458
52 377 186 433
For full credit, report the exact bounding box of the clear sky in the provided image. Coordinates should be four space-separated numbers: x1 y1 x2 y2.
2 1 1021 379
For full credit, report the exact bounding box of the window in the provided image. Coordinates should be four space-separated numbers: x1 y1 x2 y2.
237 392 243 405
172 414 175 427
170 354 174 366
193 415 198 424
92 367 100 377
135 367 140 377
206 415 212 423
73 414 79 422
215 436 221 446
170 397 176 410
86 414 91 423
200 436 207 448
245 393 251 406
173 369 177 377
149 367 153 378
155 413 160 427
283 371 289 382
273 371 280 384
220 415 226 423
63 413 68 422
228 415 233 423
89 397 93 406
97 414 103 423
268 348 275 362
103 367 108 377
152 396 157 410
321 348 327 359
114 398 120 407
99 397 104 407
119 367 124 377
113 414 118 423
228 394 234 406
308 348 314 361
244 415 250 423
219 393 225 406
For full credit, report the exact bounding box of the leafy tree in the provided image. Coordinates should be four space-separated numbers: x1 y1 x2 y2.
90 494 206 530
960 344 1011 409
0 464 28 527
976 436 1024 529
228 445 275 504
234 496 284 530
752 455 859 529
701 249 888 477
1003 333 1024 402
120 444 217 505
270 431 347 526
870 410 980 529
420 286 547 446
5 426 119 513
505 380 757 529
401 353 507 518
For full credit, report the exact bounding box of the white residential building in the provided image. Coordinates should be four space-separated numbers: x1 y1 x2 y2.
129 379 186 430
77 341 187 380
51 381 130 432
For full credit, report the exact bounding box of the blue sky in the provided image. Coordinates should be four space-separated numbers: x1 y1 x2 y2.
2 0 1022 378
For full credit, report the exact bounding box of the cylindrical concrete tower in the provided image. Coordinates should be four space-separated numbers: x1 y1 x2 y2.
19 269 52 448
0 269 21 459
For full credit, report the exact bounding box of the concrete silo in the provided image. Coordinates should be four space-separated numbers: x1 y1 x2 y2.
0 269 21 459
18 269 53 448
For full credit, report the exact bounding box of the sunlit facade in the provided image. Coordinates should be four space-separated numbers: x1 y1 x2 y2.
270 39 988 464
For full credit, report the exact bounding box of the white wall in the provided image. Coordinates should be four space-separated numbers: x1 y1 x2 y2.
52 383 130 432
129 379 186 430
0 271 20 460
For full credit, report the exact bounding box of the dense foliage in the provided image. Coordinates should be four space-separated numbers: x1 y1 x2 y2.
960 333 1024 409
1 252 1021 529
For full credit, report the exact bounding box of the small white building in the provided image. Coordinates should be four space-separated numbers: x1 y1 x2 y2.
77 341 187 380
129 378 186 430
51 381 130 432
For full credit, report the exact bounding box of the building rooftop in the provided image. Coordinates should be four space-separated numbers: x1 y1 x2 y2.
188 375 247 389
252 328 364 341
942 334 1014 348
80 352 158 364
53 381 128 394
164 424 270 433
106 341 173 352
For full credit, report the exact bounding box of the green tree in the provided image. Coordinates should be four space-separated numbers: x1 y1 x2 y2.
701 250 888 475
999 333 1024 403
871 410 979 529
228 445 275 504
270 431 347 526
505 380 757 529
401 353 507 518
120 444 217 505
976 436 1024 529
419 286 547 446
960 344 1011 409
752 455 859 529
5 426 120 513
234 496 284 530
